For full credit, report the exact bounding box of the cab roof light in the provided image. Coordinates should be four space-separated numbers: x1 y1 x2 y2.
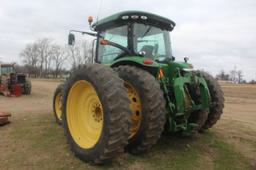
121 15 148 20
121 15 129 20
140 16 147 20
131 15 139 19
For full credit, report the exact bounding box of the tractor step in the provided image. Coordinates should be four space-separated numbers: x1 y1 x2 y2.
188 123 199 129
182 123 199 136
175 112 185 116
174 122 199 135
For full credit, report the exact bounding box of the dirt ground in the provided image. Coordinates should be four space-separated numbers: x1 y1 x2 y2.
0 79 255 169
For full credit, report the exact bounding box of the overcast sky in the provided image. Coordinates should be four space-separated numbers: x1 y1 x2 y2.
0 0 256 80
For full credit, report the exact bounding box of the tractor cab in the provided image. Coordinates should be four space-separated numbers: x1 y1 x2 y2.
0 64 22 84
0 64 15 86
68 11 176 64
93 11 175 64
0 64 15 76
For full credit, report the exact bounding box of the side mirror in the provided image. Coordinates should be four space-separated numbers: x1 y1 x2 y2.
184 57 189 63
68 33 75 45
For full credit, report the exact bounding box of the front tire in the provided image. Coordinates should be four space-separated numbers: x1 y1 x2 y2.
62 64 131 164
115 65 166 154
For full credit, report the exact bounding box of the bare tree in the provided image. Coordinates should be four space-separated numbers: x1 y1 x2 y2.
249 79 256 84
230 70 237 83
50 44 68 78
216 70 229 80
21 38 53 78
20 38 93 78
20 43 40 77
237 70 243 84
67 40 93 70
37 38 52 77
229 66 245 84
68 45 81 69
81 41 93 63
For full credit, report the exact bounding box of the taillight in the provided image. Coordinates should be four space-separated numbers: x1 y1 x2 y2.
143 59 153 65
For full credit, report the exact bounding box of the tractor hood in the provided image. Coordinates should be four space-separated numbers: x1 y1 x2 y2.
93 11 176 31
110 56 192 70
110 56 193 78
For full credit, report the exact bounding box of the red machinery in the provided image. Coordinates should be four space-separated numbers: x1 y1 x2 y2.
0 64 31 97
0 112 11 126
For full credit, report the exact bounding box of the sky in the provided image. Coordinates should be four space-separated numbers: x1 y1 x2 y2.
0 0 256 80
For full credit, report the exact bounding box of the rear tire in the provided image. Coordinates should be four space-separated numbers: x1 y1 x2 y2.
115 65 166 154
62 64 130 164
53 83 64 125
199 71 225 129
188 109 209 132
23 80 31 95
187 83 209 132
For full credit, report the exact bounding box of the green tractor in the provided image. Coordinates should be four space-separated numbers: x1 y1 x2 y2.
53 11 224 164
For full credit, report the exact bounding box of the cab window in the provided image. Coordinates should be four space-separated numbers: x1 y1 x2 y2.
98 25 128 63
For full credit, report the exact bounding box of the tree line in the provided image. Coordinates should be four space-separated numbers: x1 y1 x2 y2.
215 69 256 84
4 37 255 84
18 38 93 78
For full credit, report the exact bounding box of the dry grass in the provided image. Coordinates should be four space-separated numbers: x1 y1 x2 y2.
0 80 255 169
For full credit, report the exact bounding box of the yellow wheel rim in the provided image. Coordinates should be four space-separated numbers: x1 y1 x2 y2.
67 80 103 149
124 82 142 139
55 93 62 120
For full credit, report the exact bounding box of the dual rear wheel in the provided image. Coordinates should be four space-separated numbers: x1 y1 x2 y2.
58 64 166 164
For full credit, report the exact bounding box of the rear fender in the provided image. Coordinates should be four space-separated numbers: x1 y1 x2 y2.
110 56 160 76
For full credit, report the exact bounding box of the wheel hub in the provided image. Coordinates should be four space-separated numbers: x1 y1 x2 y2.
92 104 103 122
67 80 104 149
124 82 142 139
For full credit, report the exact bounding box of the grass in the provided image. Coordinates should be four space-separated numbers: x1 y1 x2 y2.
0 112 252 170
211 140 250 170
